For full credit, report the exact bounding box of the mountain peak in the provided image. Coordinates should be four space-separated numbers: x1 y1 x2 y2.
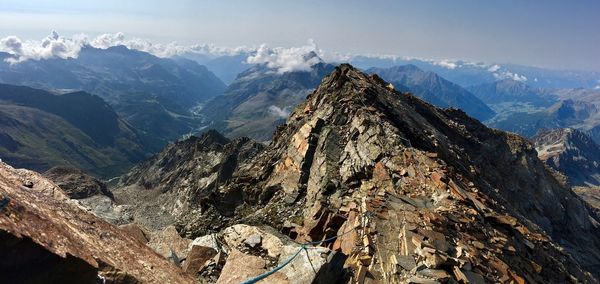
197 129 230 145
393 63 423 72
115 64 599 283
308 63 395 100
302 50 322 62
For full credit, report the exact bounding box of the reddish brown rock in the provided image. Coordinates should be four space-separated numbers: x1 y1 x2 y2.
147 225 192 262
118 223 149 244
182 245 217 275
0 162 193 284
216 249 288 284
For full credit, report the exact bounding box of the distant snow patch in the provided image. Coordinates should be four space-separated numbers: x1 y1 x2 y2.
493 70 528 82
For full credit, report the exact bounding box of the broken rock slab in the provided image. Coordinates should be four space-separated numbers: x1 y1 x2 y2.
244 233 262 248
118 223 149 244
189 233 220 251
218 224 347 284
182 245 218 275
147 225 192 264
216 248 288 284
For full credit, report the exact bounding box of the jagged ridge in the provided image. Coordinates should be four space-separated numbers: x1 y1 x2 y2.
119 64 600 283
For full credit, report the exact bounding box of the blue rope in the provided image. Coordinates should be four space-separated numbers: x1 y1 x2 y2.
240 245 306 284
240 225 360 284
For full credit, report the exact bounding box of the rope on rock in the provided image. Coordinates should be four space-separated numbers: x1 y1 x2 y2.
240 221 365 284
240 244 305 284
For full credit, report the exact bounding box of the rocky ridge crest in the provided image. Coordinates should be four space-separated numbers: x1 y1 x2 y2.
118 64 600 283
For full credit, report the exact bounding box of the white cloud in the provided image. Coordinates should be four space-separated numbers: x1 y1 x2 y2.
246 39 324 73
268 105 291 118
0 36 23 54
89 32 126 48
0 31 85 63
0 31 532 85
1 31 347 70
432 59 458 69
90 32 254 58
0 31 256 64
487 64 501 72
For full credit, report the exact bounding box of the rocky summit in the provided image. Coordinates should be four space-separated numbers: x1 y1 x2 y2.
112 64 600 283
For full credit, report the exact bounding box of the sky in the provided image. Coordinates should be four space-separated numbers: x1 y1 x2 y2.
0 0 599 71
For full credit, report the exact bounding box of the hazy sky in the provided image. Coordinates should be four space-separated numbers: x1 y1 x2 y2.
1 0 599 70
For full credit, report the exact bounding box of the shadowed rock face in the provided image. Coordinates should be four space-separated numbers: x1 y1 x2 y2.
44 166 113 199
0 231 98 284
116 130 265 231
117 64 600 282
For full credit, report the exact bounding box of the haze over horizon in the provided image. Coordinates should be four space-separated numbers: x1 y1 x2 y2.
3 2 600 283
1 0 599 71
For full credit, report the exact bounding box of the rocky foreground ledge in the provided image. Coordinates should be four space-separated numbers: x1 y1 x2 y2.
0 160 344 283
0 161 194 283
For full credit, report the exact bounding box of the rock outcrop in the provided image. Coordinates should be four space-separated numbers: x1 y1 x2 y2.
42 166 135 225
44 166 113 199
179 224 345 284
116 130 264 231
0 162 194 283
533 128 600 186
116 64 600 283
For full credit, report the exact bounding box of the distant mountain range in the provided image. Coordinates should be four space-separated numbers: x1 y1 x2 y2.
176 53 251 85
467 79 600 143
369 65 495 121
350 56 600 89
0 83 146 177
468 79 556 107
179 52 600 89
0 45 226 151
2 45 600 179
